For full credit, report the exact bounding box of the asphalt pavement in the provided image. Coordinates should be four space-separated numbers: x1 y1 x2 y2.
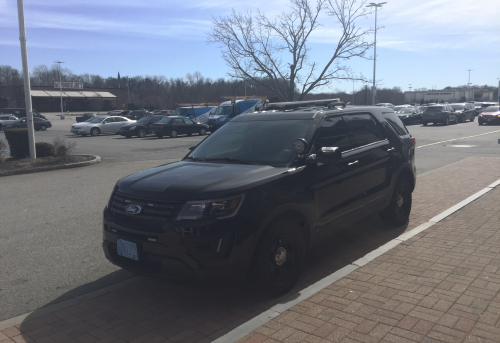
0 113 499 322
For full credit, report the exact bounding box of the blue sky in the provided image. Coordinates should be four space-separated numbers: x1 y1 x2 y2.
1 0 499 93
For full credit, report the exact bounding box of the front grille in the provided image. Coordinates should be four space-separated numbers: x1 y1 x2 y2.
109 192 185 231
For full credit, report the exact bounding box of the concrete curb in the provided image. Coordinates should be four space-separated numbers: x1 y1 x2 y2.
0 154 101 177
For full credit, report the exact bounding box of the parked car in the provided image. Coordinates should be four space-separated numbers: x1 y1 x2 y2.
376 103 395 110
150 116 208 138
449 103 476 123
71 116 136 136
395 108 419 125
171 106 215 125
478 106 500 125
421 104 458 126
393 105 414 112
0 108 47 120
76 112 97 123
0 115 18 131
102 101 416 294
208 99 262 131
118 115 166 138
126 109 151 120
3 117 52 131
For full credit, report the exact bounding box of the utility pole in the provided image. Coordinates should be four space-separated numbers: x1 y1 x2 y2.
17 0 36 159
366 2 387 105
56 61 65 119
467 69 472 101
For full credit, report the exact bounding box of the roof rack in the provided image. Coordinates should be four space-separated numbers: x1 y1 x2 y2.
264 98 342 110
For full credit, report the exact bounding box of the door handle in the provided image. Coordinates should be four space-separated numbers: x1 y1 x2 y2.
348 160 359 167
387 147 395 152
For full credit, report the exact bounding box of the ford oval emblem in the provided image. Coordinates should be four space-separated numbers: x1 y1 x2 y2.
125 204 142 215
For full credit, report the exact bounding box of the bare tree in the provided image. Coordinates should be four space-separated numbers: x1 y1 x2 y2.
208 0 374 101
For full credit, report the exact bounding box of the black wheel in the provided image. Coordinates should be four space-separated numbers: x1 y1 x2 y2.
156 133 164 138
444 117 449 126
170 130 178 138
380 177 412 227
40 125 47 131
137 128 146 138
470 116 475 122
251 218 305 295
199 128 206 136
422 122 428 126
90 128 100 136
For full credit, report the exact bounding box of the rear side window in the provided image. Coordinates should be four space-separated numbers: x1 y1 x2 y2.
346 113 387 149
382 113 409 136
314 116 351 152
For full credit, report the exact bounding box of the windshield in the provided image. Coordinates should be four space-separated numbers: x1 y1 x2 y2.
188 120 315 166
157 117 172 124
172 108 188 117
484 106 499 112
450 105 465 110
87 117 105 123
212 106 233 116
137 116 153 124
397 109 413 114
424 107 442 114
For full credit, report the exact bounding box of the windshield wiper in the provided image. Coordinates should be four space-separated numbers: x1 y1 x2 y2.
183 156 203 162
204 157 258 165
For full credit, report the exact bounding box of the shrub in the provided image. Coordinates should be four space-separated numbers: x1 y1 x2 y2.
4 128 29 158
52 136 77 161
35 142 55 157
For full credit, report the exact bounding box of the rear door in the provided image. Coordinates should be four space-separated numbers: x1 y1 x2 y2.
173 118 185 135
182 118 197 134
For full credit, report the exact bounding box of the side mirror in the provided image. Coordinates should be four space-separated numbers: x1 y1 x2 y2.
317 147 342 162
188 144 198 151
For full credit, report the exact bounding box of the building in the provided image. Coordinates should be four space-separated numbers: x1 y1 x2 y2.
0 85 128 113
404 88 495 104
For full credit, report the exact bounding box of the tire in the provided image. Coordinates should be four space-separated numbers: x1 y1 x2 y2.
444 117 449 126
422 122 428 126
379 177 412 227
156 133 164 138
40 125 47 131
170 130 178 138
199 128 206 136
90 128 100 136
251 218 306 295
470 116 475 122
137 128 146 138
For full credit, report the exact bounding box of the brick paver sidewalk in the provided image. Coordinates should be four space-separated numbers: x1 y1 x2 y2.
0 157 499 343
238 186 500 343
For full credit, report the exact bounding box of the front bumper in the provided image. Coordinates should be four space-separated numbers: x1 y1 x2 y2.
71 127 90 134
102 210 254 281
478 116 500 125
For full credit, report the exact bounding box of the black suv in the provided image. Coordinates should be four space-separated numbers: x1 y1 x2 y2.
102 101 416 294
421 104 458 126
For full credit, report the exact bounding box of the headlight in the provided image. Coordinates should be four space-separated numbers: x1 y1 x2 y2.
129 126 136 130
219 117 227 122
176 195 245 221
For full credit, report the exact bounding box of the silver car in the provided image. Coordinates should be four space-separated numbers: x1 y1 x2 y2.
0 115 19 131
70 116 136 136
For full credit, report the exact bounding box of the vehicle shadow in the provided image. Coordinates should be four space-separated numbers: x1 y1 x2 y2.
16 216 407 341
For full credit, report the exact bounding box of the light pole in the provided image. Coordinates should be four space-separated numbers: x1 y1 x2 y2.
467 69 472 101
56 61 65 119
366 2 386 105
408 84 412 104
126 76 130 107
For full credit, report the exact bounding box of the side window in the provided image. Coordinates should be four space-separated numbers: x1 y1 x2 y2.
151 116 163 123
174 119 183 125
183 118 194 125
347 113 387 149
103 118 112 123
187 108 195 117
314 116 351 152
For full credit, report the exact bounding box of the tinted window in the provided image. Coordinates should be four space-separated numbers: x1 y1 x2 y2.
183 118 194 125
174 119 183 125
150 116 164 123
314 117 351 152
382 113 409 136
347 113 387 149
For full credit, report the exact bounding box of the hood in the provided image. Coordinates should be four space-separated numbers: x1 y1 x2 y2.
116 161 289 200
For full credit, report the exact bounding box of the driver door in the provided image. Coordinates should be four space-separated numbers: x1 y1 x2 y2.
101 118 114 133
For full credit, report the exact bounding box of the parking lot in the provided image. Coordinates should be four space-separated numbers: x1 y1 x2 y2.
1 112 500 329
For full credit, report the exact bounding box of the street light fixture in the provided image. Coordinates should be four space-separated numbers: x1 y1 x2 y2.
366 2 386 105
56 61 65 119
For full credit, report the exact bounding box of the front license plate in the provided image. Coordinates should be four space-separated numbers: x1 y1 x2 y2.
117 239 138 260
